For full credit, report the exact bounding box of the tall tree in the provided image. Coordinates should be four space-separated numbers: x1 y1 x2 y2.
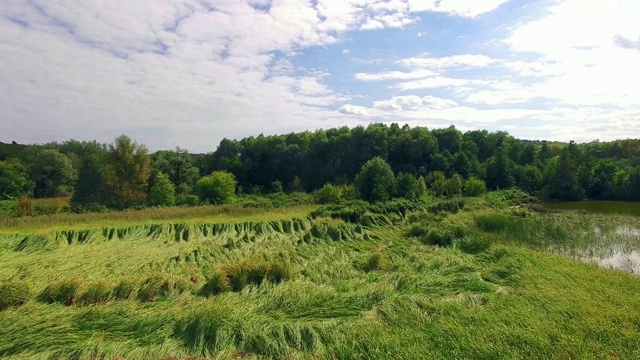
29 149 77 198
0 159 33 200
102 135 151 209
355 157 396 202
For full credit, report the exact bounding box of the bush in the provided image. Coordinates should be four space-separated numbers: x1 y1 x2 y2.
14 194 33 217
39 278 83 305
0 281 31 310
464 177 487 197
195 171 237 205
176 194 200 206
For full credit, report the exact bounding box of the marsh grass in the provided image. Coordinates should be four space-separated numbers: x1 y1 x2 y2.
1 195 640 359
0 281 31 310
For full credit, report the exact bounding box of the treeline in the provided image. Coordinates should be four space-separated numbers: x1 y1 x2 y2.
1 123 640 211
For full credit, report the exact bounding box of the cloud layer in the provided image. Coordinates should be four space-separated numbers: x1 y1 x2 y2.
1 0 638 151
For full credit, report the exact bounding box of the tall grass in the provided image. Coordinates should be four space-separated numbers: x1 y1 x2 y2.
1 195 640 359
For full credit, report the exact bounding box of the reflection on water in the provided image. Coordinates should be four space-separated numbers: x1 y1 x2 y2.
563 225 640 275
543 201 640 216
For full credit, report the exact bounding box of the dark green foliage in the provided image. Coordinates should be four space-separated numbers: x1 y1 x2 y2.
151 148 199 195
310 200 370 223
0 282 31 310
485 146 515 190
38 279 83 305
0 159 33 200
195 171 237 205
355 157 396 202
313 183 354 204
28 149 77 198
395 172 423 199
148 172 176 207
270 180 284 194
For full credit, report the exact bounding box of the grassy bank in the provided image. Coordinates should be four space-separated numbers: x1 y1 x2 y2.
1 196 640 359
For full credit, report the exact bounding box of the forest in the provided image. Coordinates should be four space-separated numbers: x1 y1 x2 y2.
2 123 640 215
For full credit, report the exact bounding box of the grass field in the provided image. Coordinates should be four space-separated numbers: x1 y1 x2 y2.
1 196 640 359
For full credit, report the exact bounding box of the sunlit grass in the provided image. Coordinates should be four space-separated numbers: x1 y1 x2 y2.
1 195 640 359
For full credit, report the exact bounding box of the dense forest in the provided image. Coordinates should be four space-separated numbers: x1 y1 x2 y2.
2 123 640 212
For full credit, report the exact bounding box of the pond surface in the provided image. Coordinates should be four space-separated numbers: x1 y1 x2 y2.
543 201 640 216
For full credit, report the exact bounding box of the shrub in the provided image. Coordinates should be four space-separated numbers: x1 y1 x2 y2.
176 194 200 206
15 194 33 217
39 278 83 305
464 177 487 197
195 171 237 205
0 281 31 310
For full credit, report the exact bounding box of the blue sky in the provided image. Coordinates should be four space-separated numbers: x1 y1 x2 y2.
1 0 639 152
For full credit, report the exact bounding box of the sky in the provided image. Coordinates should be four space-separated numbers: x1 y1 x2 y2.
1 0 639 153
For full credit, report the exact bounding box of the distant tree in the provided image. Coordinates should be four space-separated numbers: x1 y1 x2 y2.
445 173 464 197
151 148 200 196
425 171 447 197
544 142 585 201
313 183 342 204
29 149 77 198
195 171 237 204
463 177 487 197
71 152 107 208
355 157 396 202
0 159 33 200
289 176 305 193
148 172 176 207
514 164 543 194
395 172 421 200
270 180 284 194
485 146 515 190
102 135 151 209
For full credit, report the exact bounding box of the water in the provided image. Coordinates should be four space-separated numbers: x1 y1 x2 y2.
542 201 640 216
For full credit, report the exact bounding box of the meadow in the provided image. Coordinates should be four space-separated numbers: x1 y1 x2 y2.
1 193 640 359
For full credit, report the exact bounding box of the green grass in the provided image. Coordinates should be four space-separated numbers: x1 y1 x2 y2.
1 195 640 359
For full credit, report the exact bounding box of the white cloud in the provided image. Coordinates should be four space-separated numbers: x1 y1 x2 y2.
339 105 369 116
407 0 510 18
400 54 498 69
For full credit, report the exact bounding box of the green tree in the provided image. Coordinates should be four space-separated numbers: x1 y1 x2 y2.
148 172 176 207
395 172 421 200
463 177 487 197
355 157 396 202
151 148 199 195
29 149 77 198
195 171 237 204
425 171 447 197
445 173 464 197
0 159 33 200
102 135 151 209
485 146 515 190
544 142 585 201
